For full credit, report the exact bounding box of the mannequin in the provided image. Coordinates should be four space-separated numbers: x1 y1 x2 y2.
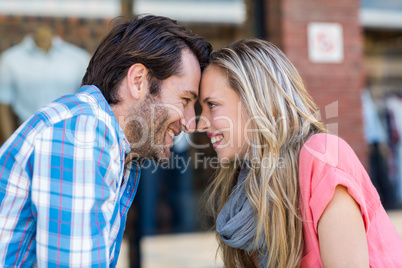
33 26 53 53
0 26 90 145
0 27 53 143
0 27 54 144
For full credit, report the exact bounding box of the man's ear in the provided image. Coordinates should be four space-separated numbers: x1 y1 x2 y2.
126 63 149 100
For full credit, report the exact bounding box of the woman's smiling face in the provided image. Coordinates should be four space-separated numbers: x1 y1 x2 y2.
197 66 249 161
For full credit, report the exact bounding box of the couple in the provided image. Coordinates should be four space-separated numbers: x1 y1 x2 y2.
0 15 400 268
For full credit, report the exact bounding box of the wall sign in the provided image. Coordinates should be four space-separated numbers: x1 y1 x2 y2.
308 22 344 63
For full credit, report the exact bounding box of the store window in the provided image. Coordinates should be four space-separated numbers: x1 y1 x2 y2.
360 0 402 29
0 0 121 18
133 0 246 24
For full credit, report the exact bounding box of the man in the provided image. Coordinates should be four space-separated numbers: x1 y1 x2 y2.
0 15 211 267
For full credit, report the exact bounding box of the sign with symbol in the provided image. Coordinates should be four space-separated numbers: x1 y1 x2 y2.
308 22 344 63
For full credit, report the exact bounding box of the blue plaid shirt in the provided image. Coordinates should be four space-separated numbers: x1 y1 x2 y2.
0 85 140 267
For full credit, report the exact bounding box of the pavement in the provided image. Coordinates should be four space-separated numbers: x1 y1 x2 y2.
117 209 402 268
387 209 402 235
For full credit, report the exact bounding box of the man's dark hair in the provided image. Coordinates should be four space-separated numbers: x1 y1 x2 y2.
82 15 212 105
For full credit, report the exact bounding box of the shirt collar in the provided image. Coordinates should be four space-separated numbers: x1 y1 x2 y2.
22 35 65 55
78 85 131 154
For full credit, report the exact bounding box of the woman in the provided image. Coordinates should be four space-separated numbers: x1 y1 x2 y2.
197 39 402 267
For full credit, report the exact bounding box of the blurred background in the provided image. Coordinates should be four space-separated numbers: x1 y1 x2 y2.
0 0 401 267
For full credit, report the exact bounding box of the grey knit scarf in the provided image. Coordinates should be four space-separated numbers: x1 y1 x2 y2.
216 164 269 267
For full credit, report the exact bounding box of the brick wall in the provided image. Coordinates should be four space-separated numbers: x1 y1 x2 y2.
265 0 367 165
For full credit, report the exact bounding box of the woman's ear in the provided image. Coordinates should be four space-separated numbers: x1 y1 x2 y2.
126 63 149 100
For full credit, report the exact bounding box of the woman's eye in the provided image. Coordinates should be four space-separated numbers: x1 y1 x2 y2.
207 102 216 109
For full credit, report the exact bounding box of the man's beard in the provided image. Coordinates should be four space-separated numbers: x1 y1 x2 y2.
125 91 171 163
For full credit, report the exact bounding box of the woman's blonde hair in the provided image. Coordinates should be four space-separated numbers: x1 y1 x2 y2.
206 39 327 267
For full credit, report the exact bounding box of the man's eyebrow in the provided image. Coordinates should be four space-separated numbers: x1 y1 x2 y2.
184 90 198 100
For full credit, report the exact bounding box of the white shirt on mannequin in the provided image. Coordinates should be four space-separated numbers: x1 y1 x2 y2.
0 35 90 122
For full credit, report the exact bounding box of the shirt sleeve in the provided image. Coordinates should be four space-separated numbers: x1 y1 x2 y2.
299 134 376 233
32 115 121 267
0 52 15 105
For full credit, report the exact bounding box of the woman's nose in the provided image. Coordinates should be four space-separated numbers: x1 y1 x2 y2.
196 114 211 133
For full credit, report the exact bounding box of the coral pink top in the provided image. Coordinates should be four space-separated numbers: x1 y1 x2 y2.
299 134 402 267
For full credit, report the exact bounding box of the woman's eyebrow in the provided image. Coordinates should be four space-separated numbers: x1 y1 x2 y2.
202 97 211 104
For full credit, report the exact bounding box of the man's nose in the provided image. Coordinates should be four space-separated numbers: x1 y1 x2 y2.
181 117 196 134
181 108 197 134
